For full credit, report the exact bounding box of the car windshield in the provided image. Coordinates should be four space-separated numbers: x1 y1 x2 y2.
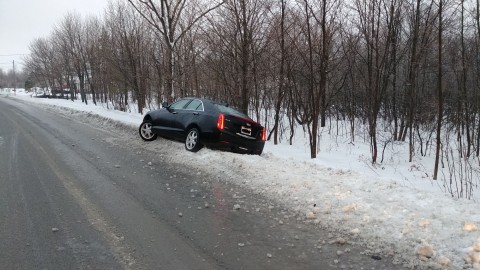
214 104 250 119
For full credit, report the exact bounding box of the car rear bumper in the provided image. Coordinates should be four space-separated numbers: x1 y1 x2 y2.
203 131 265 155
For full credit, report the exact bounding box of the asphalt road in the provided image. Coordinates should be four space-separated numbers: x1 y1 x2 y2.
0 96 406 269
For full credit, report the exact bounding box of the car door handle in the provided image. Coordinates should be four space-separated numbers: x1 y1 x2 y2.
172 111 177 114
193 112 199 115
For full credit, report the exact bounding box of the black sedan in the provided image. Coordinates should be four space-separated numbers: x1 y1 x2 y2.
139 97 266 155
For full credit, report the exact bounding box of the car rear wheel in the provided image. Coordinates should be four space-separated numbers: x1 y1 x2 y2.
185 128 203 152
139 121 158 141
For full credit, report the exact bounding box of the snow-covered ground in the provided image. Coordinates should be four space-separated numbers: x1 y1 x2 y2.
2 88 480 269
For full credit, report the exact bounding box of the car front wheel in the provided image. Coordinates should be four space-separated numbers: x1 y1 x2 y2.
139 121 158 141
185 128 203 152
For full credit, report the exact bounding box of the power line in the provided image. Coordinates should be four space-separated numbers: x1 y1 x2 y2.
0 54 28 57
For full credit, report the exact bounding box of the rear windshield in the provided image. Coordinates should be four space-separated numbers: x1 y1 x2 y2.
214 104 251 119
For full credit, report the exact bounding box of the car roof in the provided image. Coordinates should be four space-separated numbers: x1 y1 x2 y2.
182 97 227 106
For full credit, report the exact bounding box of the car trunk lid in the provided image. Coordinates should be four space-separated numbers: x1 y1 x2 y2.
223 114 263 140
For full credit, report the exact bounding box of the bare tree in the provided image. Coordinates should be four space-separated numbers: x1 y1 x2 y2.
269 0 288 144
351 0 400 163
105 2 156 113
25 38 58 93
127 0 224 101
55 12 91 103
285 0 340 158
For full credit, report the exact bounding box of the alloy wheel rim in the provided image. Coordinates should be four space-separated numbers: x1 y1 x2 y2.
186 130 198 149
141 123 154 139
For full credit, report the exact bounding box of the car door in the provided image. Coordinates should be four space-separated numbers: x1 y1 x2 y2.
173 99 204 138
158 99 191 138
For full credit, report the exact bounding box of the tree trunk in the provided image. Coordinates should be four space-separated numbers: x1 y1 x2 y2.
433 0 443 180
271 0 287 145
79 72 87 104
407 0 422 162
460 0 471 157
319 0 328 128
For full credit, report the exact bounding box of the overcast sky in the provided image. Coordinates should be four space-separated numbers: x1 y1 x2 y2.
0 0 111 72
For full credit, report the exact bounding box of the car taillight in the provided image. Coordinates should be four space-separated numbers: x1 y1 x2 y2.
217 114 225 130
261 127 266 141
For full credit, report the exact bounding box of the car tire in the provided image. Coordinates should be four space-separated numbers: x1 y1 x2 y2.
139 121 158 141
185 128 203 152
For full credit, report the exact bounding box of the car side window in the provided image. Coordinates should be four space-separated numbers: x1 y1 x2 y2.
184 100 204 111
214 104 250 119
169 99 191 110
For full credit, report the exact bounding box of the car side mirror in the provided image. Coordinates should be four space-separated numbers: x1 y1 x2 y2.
161 102 169 109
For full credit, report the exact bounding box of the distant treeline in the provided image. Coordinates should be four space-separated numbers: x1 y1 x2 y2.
0 68 26 89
